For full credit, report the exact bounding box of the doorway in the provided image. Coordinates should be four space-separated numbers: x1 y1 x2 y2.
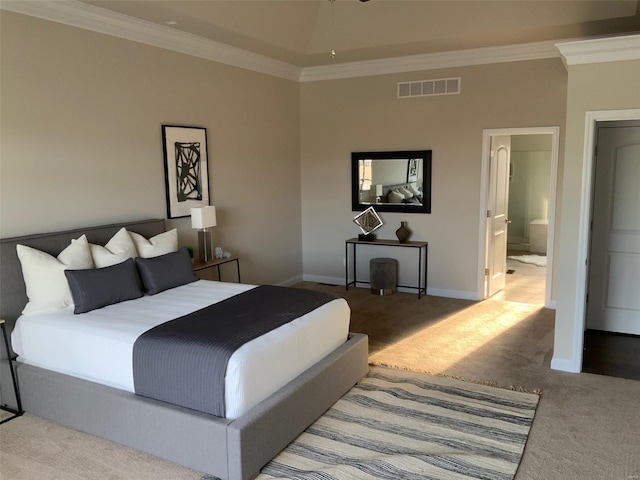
478 127 559 308
582 120 640 380
565 109 640 374
585 121 640 334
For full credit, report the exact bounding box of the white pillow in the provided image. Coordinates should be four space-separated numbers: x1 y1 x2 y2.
399 186 414 199
17 235 94 315
128 229 178 258
88 227 138 268
387 190 405 203
408 183 422 196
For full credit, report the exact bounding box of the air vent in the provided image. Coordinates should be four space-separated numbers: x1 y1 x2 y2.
398 77 461 98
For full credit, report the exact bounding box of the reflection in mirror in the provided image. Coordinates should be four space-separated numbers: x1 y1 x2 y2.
352 150 432 214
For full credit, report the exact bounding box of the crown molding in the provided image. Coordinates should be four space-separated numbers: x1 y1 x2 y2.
0 0 301 82
299 41 561 82
8 0 627 83
555 34 640 65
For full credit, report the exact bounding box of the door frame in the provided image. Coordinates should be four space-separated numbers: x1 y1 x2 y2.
478 126 560 308
570 109 640 371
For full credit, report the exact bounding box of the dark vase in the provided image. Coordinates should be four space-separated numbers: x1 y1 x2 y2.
395 221 412 243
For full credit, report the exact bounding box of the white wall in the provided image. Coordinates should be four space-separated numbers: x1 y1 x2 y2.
300 60 567 298
508 136 552 246
0 12 302 285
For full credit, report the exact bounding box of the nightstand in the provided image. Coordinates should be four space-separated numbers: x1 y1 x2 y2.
1 319 23 424
193 256 241 283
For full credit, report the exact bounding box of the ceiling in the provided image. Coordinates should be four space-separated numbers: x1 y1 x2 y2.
81 0 640 67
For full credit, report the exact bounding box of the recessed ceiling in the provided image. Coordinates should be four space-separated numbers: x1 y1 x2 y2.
82 0 640 67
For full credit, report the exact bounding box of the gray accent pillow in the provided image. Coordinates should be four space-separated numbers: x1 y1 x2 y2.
135 247 198 295
65 258 143 314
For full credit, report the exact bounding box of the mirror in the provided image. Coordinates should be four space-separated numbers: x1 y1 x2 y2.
351 150 432 214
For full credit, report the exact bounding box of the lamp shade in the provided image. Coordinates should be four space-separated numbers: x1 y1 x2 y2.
375 184 383 196
191 206 217 229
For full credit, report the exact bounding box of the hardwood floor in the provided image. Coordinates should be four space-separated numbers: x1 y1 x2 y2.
582 329 640 381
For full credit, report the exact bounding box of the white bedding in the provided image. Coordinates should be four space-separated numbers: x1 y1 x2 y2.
11 280 350 419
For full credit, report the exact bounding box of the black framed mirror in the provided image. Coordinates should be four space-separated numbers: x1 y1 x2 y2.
351 150 432 213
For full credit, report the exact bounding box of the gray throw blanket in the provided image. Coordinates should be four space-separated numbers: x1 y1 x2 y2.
132 285 337 417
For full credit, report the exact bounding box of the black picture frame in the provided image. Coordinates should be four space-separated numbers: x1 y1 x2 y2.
162 125 210 219
351 150 432 214
407 158 419 182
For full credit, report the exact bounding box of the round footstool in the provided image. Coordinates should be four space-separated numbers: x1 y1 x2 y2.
370 257 398 295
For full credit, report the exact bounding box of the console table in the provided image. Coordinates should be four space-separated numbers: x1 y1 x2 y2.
345 238 428 298
193 256 241 283
1 319 23 424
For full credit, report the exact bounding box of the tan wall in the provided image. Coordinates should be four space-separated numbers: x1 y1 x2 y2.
0 12 302 285
300 59 567 297
511 134 553 152
554 59 640 367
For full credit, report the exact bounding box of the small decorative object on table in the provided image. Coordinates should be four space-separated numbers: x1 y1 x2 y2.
395 221 412 243
353 207 383 241
215 247 232 259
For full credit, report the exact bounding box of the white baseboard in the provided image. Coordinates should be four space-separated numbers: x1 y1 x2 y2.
276 274 304 287
551 356 581 373
302 274 344 286
545 299 557 310
427 288 482 301
302 274 479 300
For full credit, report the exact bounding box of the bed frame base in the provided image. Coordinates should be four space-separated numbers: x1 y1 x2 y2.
17 333 369 480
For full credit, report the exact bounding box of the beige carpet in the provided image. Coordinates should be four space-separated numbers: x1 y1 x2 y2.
369 300 546 392
305 284 640 480
0 413 203 480
1 365 538 480
2 284 640 480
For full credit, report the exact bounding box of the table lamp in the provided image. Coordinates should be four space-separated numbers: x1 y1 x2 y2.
191 206 217 263
374 184 383 203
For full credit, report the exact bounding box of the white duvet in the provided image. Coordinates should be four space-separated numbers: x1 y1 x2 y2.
11 280 350 419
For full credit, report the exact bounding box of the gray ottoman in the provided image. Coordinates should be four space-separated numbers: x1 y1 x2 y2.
370 258 398 295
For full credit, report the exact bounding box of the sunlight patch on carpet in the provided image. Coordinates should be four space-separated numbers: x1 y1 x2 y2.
370 301 540 374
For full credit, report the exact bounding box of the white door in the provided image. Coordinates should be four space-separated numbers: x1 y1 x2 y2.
486 135 511 297
587 123 640 334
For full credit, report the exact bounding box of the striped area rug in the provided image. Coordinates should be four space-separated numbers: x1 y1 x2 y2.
257 366 539 480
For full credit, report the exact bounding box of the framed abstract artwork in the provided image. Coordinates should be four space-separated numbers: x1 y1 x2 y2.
161 125 210 218
407 157 419 183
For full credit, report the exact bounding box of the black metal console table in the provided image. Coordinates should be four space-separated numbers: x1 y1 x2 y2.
1 319 23 424
345 238 428 298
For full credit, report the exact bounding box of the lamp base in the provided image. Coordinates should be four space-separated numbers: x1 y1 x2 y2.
198 229 214 263
358 233 376 241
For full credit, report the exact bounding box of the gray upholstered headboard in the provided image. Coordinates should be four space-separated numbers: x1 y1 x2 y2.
0 218 166 334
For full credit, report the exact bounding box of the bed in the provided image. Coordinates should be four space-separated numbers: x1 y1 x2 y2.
379 182 423 205
0 218 369 480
